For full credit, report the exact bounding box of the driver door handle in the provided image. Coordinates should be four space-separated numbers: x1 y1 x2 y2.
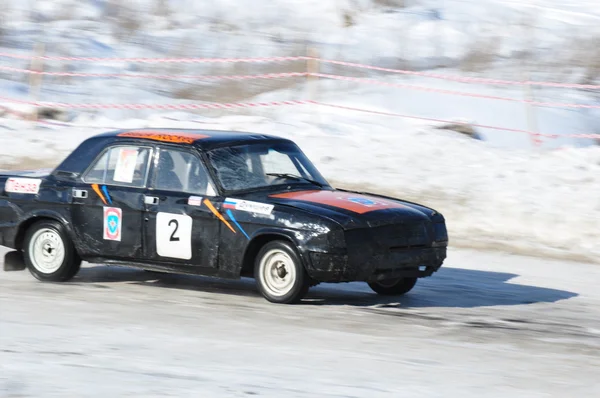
144 195 159 205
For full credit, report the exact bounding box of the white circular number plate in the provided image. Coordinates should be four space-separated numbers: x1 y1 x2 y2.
156 212 192 260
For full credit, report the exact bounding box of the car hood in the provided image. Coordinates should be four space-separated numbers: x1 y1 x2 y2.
262 189 437 229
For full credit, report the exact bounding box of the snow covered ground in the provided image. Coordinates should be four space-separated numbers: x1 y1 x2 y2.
1 247 599 397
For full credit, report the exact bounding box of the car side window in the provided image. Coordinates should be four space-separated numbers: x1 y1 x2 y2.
154 148 215 195
84 145 151 188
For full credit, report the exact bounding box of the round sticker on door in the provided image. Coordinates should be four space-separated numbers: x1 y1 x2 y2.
156 212 192 260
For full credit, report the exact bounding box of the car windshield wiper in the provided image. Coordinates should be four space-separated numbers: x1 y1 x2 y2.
266 173 324 188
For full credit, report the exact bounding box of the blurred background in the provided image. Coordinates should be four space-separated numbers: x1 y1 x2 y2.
1 1 599 397
2 0 600 145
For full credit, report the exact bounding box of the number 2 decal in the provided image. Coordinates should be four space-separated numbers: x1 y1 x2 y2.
156 212 192 259
169 219 180 241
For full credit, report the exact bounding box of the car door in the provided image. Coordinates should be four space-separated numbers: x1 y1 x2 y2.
71 143 153 260
141 145 220 269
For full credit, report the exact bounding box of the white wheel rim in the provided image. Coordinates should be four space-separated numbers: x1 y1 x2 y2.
259 249 296 297
28 228 65 274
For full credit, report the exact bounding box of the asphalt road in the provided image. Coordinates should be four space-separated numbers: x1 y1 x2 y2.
1 247 599 397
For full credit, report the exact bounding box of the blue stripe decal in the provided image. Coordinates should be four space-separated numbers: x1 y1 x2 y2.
226 209 250 240
101 185 112 204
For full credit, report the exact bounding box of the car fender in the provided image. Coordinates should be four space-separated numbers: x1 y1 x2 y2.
236 227 308 278
15 209 77 250
248 227 302 251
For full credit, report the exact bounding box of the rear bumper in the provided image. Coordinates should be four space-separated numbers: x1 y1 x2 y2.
305 246 447 283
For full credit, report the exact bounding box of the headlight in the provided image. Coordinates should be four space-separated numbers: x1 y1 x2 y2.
305 228 346 251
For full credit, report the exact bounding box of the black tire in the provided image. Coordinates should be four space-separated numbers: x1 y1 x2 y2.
254 240 310 304
368 277 418 296
23 220 81 282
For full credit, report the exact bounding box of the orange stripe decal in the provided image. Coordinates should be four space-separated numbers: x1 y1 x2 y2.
270 190 410 214
117 130 209 144
91 184 107 205
203 199 236 233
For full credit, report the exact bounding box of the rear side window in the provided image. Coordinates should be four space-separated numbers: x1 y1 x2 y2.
84 145 152 188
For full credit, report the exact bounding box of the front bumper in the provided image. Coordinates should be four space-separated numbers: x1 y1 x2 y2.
304 220 448 283
306 246 446 282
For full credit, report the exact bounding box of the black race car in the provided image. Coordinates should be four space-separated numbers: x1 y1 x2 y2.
0 129 448 303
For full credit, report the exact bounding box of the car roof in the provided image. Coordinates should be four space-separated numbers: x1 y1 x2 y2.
95 128 294 151
52 128 299 176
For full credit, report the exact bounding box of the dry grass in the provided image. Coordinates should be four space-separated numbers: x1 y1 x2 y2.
170 61 307 102
342 0 409 28
0 156 60 171
569 35 600 84
373 0 407 7
0 5 8 45
460 35 503 73
54 6 75 21
153 0 171 18
342 11 356 28
434 122 479 139
147 39 309 102
105 1 142 40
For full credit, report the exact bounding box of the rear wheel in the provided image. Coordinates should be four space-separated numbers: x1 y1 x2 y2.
254 240 310 304
23 220 81 282
368 277 417 296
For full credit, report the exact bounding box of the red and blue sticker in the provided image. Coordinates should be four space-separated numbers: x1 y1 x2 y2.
103 207 122 241
223 198 237 210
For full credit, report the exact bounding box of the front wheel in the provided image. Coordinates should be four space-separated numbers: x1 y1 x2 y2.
23 220 81 282
368 277 417 296
254 240 310 304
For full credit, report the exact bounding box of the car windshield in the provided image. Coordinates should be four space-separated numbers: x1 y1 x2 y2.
206 141 330 193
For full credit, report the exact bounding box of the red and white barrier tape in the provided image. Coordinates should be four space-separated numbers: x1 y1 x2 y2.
3 51 598 89
316 59 600 90
0 65 307 80
3 64 598 109
0 52 309 64
0 96 313 110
